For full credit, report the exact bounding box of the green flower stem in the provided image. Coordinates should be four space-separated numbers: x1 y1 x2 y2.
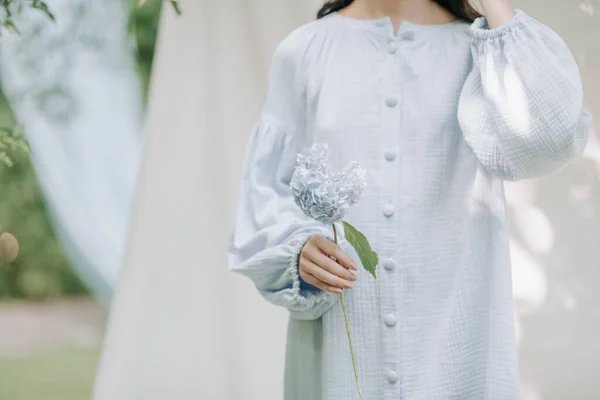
332 223 364 400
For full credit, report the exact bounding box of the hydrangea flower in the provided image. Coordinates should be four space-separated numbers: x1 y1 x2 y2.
290 143 367 225
290 142 375 400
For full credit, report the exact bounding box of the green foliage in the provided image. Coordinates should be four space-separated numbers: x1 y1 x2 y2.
0 125 30 167
137 0 180 16
0 84 84 298
0 2 163 299
168 0 181 15
0 0 55 35
132 0 163 97
342 221 378 279
0 135 87 299
0 0 180 37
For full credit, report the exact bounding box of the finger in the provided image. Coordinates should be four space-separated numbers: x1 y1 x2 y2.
311 251 357 283
304 257 354 289
302 272 343 294
315 237 358 271
303 244 356 282
320 282 343 294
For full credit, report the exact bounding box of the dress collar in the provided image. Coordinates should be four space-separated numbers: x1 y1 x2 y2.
325 10 468 40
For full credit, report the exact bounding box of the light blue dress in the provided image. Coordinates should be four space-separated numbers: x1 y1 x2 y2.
226 9 591 400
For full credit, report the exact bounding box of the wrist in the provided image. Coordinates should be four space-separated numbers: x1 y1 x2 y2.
478 0 515 29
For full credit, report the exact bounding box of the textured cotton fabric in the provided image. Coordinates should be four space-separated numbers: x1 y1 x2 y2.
226 9 590 400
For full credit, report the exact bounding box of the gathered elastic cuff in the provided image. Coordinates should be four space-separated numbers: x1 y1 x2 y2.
290 222 348 292
287 232 329 301
282 222 350 319
281 227 335 311
468 8 528 40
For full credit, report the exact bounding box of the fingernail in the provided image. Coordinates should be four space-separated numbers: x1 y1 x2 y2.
334 288 342 293
345 282 354 289
349 274 357 281
352 263 359 270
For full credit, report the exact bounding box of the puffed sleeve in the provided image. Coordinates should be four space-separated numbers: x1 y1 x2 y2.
458 9 592 181
226 37 349 321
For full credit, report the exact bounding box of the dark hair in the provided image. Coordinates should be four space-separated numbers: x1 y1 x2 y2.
317 0 481 23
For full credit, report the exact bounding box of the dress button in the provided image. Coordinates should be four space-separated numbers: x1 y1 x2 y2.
401 30 415 41
385 96 397 107
382 204 395 217
382 258 396 271
384 149 396 161
387 40 397 54
385 370 399 383
383 313 397 327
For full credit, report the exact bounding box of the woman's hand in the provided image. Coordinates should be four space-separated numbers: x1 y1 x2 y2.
299 235 358 294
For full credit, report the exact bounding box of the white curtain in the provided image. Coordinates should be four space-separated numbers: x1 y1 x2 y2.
93 1 599 399
0 0 143 304
94 1 322 399
506 2 600 398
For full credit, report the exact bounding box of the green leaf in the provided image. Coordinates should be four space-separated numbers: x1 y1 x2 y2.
170 0 182 15
0 152 13 168
4 20 21 35
13 124 25 136
0 124 31 168
342 220 378 279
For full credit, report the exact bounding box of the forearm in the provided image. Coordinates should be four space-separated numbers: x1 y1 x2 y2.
478 0 515 28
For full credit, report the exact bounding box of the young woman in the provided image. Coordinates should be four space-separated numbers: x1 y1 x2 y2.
227 0 591 398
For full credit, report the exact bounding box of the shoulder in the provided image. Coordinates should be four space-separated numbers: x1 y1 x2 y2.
261 18 336 130
272 16 336 70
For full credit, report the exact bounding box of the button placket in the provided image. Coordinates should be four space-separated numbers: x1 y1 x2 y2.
384 149 396 161
385 369 399 383
382 203 396 217
384 313 397 327
379 33 401 397
382 258 396 271
387 40 397 54
401 30 415 41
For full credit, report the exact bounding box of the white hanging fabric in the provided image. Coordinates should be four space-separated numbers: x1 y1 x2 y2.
93 1 322 399
0 0 143 304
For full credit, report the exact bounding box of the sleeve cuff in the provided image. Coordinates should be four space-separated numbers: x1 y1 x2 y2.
282 227 336 315
284 222 351 320
288 223 349 297
468 8 528 40
289 232 325 296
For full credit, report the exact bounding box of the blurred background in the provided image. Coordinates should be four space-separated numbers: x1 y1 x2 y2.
0 1 598 400
0 1 159 399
